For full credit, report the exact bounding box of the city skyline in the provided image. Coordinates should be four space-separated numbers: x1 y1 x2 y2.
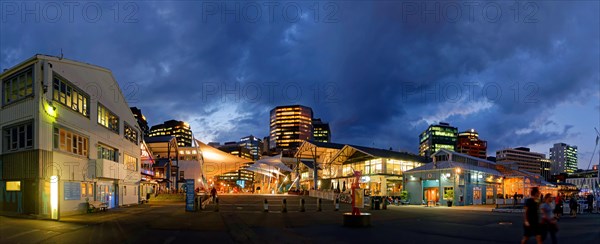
1 1 598 169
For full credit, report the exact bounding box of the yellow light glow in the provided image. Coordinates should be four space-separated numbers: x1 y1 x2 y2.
50 176 59 220
455 168 461 174
6 181 21 191
45 102 57 117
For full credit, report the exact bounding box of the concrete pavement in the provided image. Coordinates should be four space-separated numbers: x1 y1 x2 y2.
0 194 598 243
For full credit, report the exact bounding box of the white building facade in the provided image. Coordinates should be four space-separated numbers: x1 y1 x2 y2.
0 55 141 218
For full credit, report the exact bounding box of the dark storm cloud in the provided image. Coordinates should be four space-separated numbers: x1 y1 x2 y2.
0 1 598 156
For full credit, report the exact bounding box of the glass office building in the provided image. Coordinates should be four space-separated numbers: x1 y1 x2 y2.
419 122 458 159
269 105 313 156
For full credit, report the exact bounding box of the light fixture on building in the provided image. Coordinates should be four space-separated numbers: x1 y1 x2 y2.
44 99 57 118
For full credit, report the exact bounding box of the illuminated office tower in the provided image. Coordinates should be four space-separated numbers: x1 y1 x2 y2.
269 105 313 156
149 120 193 147
419 122 458 159
312 118 331 143
456 129 487 159
239 135 262 161
130 107 149 136
496 147 545 175
550 143 578 175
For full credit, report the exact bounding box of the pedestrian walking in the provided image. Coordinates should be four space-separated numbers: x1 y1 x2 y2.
210 187 217 203
586 194 593 214
553 194 563 220
541 193 558 244
521 187 543 244
514 192 518 207
569 195 577 218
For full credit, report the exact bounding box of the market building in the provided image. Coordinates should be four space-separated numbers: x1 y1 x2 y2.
404 149 557 206
326 144 426 196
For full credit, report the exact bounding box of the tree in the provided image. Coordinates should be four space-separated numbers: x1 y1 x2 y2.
400 190 409 201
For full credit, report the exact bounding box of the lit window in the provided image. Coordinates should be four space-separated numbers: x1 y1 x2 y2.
98 144 119 162
6 181 21 191
124 123 138 145
53 127 88 157
52 73 89 117
97 103 119 134
2 66 33 105
3 121 33 152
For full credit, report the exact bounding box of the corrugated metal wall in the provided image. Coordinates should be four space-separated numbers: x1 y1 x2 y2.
1 150 39 180
0 149 52 180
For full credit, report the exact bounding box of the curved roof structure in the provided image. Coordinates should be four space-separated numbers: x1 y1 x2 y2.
195 139 253 179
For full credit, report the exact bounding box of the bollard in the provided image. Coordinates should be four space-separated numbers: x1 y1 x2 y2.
282 198 287 213
300 198 306 212
215 197 219 212
197 196 202 211
317 198 322 212
264 199 269 212
335 198 340 211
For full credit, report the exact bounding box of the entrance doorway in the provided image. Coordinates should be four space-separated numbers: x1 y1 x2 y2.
424 188 439 206
473 187 482 205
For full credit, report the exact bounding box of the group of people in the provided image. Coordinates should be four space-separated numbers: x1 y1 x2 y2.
522 187 559 244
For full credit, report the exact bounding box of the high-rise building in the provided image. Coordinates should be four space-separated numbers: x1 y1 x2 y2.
239 135 262 160
130 107 149 136
261 136 271 156
149 120 193 147
219 142 253 160
269 105 313 156
496 147 545 175
419 122 458 159
540 158 552 181
550 143 578 175
312 118 331 143
456 129 487 159
216 143 255 188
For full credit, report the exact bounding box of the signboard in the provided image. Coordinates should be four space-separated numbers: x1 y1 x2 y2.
64 182 81 200
354 188 364 208
185 179 195 211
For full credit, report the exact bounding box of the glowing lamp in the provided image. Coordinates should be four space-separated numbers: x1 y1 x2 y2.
45 102 57 117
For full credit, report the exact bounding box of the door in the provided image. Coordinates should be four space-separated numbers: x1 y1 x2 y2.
424 188 439 206
473 187 482 205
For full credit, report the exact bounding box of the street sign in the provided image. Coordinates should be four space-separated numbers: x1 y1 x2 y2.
185 179 195 211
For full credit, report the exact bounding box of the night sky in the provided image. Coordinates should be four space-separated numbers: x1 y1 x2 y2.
1 1 598 169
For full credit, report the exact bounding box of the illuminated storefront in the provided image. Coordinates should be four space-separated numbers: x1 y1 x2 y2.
326 145 426 196
405 149 557 206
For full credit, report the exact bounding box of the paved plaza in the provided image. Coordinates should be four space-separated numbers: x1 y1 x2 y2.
1 194 598 244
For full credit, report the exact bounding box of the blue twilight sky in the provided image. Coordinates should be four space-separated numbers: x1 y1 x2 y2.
1 1 599 169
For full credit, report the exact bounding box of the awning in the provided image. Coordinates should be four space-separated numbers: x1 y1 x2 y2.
246 163 285 177
196 139 254 178
254 154 292 172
